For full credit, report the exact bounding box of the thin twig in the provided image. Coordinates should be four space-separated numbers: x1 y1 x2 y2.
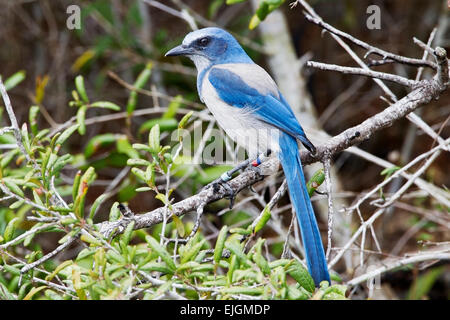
306 61 418 88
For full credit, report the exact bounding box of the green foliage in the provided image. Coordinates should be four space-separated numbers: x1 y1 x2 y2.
0 72 347 300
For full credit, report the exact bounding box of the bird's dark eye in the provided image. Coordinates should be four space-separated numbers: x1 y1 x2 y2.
197 37 210 47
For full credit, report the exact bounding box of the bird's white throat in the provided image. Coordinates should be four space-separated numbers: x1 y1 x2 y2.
189 55 211 73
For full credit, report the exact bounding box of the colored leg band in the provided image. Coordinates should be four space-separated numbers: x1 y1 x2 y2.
220 172 232 182
251 157 262 167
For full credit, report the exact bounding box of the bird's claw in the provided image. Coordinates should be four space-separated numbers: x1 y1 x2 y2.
211 179 236 209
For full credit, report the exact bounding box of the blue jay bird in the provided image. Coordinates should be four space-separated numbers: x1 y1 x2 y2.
166 27 330 286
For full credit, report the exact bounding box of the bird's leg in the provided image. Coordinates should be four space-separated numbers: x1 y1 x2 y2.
205 150 272 208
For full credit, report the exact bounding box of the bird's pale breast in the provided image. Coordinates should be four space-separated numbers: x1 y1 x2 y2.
201 67 281 159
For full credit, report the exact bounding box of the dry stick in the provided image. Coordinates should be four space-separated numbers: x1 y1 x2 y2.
306 61 418 88
0 77 31 164
0 223 57 250
347 248 450 286
346 146 449 208
322 157 334 260
390 218 428 256
282 212 297 259
20 235 80 274
393 202 450 229
345 138 450 214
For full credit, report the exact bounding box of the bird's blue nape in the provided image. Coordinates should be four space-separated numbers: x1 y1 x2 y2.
177 28 255 102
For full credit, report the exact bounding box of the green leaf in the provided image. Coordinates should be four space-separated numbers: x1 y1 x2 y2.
45 260 73 281
23 285 47 300
229 227 251 235
227 255 238 284
132 143 151 152
75 75 89 103
180 239 205 264
148 124 160 154
177 261 200 272
214 226 228 264
9 199 24 209
136 187 152 192
51 154 73 176
254 205 271 233
220 286 264 296
74 167 96 218
256 2 269 20
79 167 96 191
117 136 140 159
2 178 24 197
287 284 309 300
126 91 138 115
225 241 252 267
29 105 40 136
76 105 87 135
145 235 176 272
0 283 16 300
139 118 178 134
252 238 270 275
162 95 182 119
122 220 135 247
127 159 150 166
140 262 173 274
226 0 247 4
84 133 116 158
4 217 20 242
249 14 261 30
72 170 82 202
172 215 185 238
127 63 152 115
80 233 102 246
306 169 325 197
286 261 315 293
178 111 193 129
89 194 108 220
131 167 146 181
4 70 26 91
321 284 348 300
407 266 445 300
3 264 21 276
134 63 152 89
109 202 121 222
90 101 121 111
381 166 401 179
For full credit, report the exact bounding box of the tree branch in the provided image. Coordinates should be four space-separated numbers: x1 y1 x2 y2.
98 46 448 237
306 61 418 88
301 9 437 70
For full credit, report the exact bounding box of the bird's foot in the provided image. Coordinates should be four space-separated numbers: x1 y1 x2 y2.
212 178 237 209
202 150 271 208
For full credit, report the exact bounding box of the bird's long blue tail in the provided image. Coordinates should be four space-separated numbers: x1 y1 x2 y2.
278 132 330 286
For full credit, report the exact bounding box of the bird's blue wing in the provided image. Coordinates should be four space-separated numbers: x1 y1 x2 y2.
207 65 315 151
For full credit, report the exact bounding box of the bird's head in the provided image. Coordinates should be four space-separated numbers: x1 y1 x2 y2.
165 27 252 71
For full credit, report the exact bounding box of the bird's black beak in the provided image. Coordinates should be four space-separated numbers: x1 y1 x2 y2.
165 45 193 57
